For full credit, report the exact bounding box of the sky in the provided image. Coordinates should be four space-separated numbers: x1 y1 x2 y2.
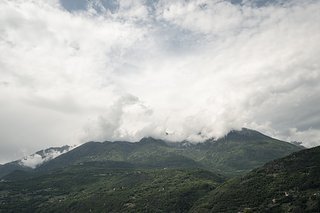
0 0 320 163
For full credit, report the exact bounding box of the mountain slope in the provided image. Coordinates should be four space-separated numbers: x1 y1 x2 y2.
191 145 320 212
0 146 72 178
191 128 303 175
0 164 224 212
0 163 32 179
36 139 201 172
37 128 303 176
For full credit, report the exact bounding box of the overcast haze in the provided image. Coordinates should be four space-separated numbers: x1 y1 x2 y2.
0 0 320 163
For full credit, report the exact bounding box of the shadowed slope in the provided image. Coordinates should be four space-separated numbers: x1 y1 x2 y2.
191 146 320 212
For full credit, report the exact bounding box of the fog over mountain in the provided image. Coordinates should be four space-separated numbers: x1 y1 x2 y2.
0 0 320 163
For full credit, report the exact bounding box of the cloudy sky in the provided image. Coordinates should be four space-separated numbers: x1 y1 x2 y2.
0 0 320 163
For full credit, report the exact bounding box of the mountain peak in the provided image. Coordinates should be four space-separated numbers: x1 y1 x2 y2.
222 128 271 141
139 137 167 145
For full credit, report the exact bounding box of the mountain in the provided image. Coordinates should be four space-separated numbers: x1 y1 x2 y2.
192 128 304 176
0 129 302 178
36 128 303 176
0 129 311 212
0 162 32 180
191 145 320 212
0 145 73 178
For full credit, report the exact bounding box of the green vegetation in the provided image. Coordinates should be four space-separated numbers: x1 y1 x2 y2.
191 146 320 212
0 162 223 212
37 128 303 177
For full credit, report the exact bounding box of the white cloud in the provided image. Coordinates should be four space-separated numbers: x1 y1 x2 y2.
157 0 245 34
19 146 73 168
286 128 320 148
0 0 320 162
19 154 43 169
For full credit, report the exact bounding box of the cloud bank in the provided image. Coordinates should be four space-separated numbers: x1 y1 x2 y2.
0 0 320 162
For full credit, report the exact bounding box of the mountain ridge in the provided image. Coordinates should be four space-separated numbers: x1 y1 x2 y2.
191 145 320 212
0 145 74 178
35 128 303 177
0 128 303 178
